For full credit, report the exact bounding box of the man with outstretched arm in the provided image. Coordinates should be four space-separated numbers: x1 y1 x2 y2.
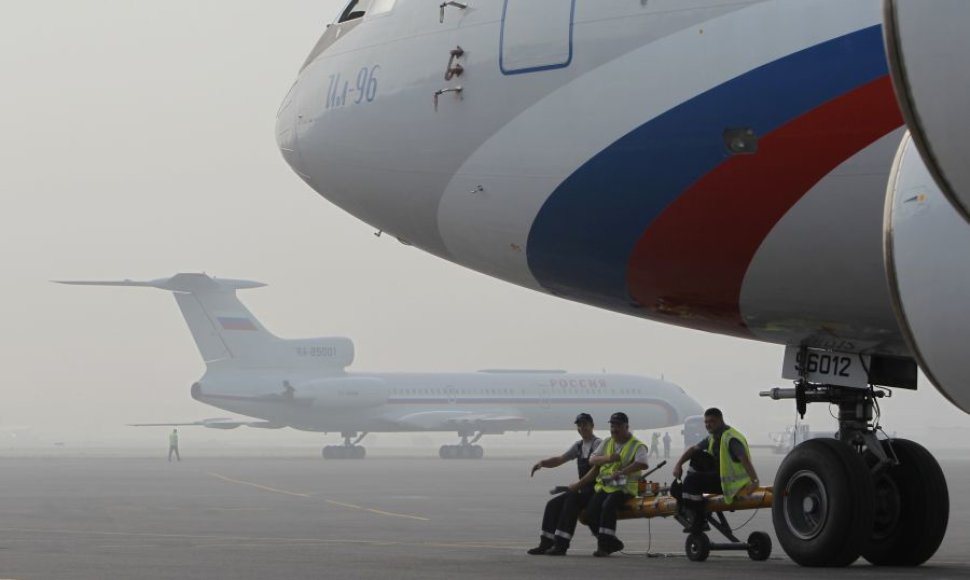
583 412 648 557
672 407 759 533
527 413 603 556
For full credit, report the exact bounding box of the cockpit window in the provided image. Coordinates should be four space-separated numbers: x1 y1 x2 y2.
338 0 366 23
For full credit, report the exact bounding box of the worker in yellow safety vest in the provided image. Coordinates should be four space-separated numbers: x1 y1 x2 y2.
573 412 648 557
672 408 759 533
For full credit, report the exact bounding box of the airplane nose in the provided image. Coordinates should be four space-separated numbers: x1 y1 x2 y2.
275 82 305 177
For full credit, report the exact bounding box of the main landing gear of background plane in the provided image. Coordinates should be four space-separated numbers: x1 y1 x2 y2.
439 431 484 459
761 382 949 567
322 431 367 460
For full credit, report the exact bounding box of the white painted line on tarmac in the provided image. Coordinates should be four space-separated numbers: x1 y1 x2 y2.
207 472 430 521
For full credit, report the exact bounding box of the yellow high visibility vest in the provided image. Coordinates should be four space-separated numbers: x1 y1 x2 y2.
595 436 645 495
707 427 751 504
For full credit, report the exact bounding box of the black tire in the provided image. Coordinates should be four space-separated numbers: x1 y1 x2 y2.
439 445 455 459
472 445 484 459
862 439 948 566
354 446 367 460
322 446 331 459
747 531 772 561
685 532 710 562
772 438 874 567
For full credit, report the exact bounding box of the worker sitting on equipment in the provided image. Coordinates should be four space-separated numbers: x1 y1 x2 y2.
672 407 759 533
527 412 603 556
583 412 648 557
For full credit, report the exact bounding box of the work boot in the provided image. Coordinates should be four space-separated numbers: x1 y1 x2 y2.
592 535 624 557
685 509 711 534
545 537 569 556
527 536 555 555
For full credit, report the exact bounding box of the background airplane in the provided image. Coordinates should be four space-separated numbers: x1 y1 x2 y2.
58 273 702 459
273 0 963 566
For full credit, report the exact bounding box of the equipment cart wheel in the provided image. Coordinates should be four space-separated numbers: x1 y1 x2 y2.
747 531 772 561
685 532 711 562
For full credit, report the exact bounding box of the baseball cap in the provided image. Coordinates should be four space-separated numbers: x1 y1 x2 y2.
608 412 629 425
574 412 593 425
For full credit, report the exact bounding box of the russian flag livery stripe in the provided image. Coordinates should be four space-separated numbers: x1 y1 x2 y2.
218 316 258 331
526 26 904 334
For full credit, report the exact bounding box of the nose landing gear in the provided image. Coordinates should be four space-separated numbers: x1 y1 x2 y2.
763 383 949 567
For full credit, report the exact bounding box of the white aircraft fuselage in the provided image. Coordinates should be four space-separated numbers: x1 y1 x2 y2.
195 368 700 435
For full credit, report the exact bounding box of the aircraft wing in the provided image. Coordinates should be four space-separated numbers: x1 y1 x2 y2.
128 417 282 430
391 411 527 434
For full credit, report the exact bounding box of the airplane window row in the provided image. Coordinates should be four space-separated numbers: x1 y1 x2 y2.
389 387 645 396
391 387 522 396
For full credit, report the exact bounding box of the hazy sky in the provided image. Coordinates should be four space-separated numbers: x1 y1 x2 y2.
1 1 966 448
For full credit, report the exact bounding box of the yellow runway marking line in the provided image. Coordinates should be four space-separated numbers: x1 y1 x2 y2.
207 473 429 521
207 472 310 497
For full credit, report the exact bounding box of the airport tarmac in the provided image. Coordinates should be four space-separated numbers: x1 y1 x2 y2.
1 448 968 579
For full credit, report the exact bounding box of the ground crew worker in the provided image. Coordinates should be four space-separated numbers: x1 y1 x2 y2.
663 431 672 459
527 413 602 556
582 412 648 557
168 428 181 462
672 408 758 533
649 432 660 459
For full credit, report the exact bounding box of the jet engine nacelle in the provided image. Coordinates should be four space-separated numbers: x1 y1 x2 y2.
885 0 970 221
302 376 388 409
885 132 970 413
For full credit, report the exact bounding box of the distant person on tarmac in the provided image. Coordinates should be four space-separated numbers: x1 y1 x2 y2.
649 432 661 459
663 431 672 459
168 429 181 462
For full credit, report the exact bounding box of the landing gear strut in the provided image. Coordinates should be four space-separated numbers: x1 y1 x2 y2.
762 382 948 566
322 431 367 459
439 431 484 459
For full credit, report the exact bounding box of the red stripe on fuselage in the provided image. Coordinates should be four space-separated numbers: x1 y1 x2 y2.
627 76 903 337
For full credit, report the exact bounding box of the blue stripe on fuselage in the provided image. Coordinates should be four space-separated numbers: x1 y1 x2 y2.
526 25 889 311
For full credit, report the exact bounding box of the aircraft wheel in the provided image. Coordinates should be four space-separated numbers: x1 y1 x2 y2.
685 532 710 562
772 438 874 567
747 531 772 561
439 445 454 459
472 445 484 459
457 445 472 459
862 439 948 566
322 446 331 459
353 446 367 460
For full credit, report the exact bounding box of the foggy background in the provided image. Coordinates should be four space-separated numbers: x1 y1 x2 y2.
1 0 966 453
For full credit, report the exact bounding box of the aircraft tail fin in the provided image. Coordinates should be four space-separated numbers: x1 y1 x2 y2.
56 273 353 369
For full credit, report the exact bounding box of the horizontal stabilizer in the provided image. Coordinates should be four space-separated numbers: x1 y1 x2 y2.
54 274 266 293
57 272 354 370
